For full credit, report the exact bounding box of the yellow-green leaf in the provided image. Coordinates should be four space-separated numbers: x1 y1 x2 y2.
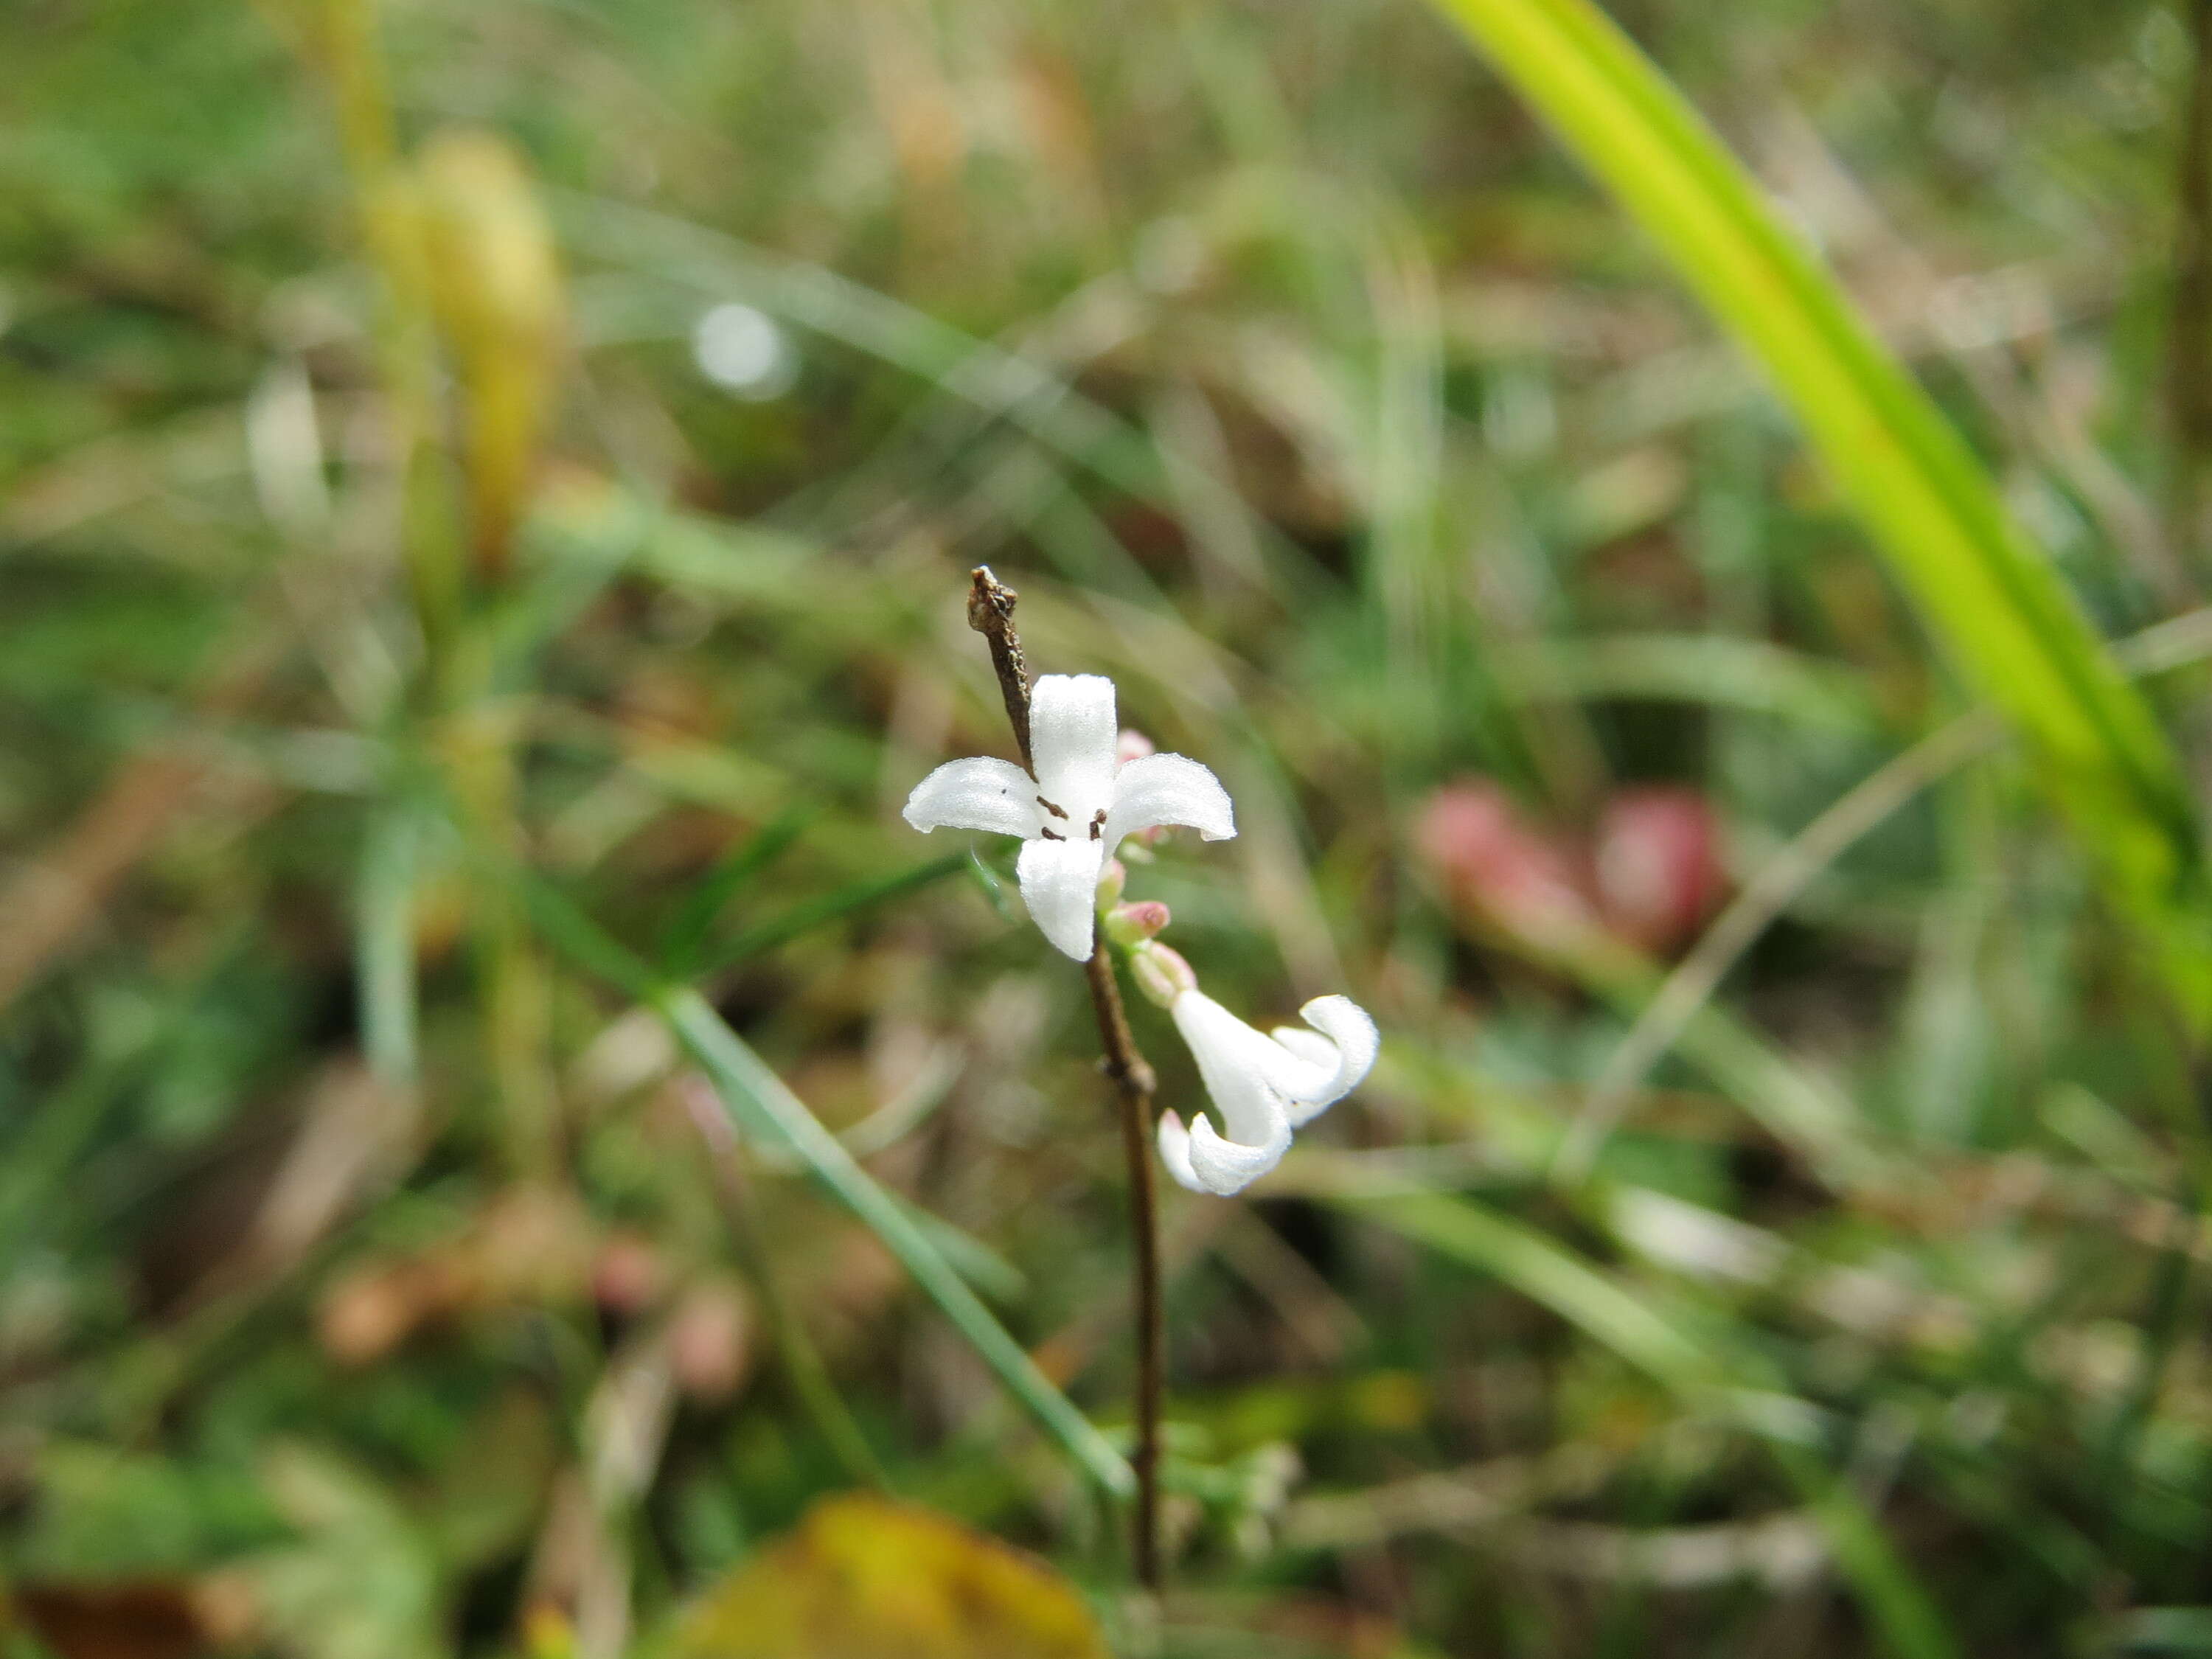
675 1496 1108 1659
417 128 566 581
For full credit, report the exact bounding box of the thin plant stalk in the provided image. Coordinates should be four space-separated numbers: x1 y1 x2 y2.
967 566 1164 1590
1085 947 1164 1591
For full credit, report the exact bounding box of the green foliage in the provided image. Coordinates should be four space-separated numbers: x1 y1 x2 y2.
1424 0 2212 1020
6 0 2212 1653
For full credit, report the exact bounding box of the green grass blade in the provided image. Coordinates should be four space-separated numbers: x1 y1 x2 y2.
521 877 1133 1498
655 804 816 978
1491 633 1884 733
1335 1189 1717 1392
695 851 972 974
557 195 1171 513
1341 1189 1957 1659
2107 1607 2212 1653
1765 1437 1963 1659
0 1042 156 1257
356 803 425 1088
662 989 1133 1496
1422 0 2212 1019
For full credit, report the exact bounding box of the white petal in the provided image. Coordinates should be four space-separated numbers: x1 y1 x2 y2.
1267 995 1380 1127
902 756 1042 838
1015 835 1106 959
1171 990 1293 1150
1270 1026 1340 1073
1158 1096 1289 1197
1103 753 1236 848
1029 675 1119 827
1162 990 1376 1192
1155 1110 1211 1194
1184 1110 1290 1194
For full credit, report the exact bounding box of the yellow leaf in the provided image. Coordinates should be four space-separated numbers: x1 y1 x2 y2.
414 128 565 582
675 1496 1107 1659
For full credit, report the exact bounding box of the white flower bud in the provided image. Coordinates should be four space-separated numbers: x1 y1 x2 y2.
1128 942 1197 1008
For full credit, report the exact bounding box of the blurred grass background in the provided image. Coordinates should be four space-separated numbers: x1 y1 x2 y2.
7 0 2212 1653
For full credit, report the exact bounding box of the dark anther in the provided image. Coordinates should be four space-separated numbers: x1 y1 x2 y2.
1088 809 1107 841
1040 827 1065 841
1037 796 1069 819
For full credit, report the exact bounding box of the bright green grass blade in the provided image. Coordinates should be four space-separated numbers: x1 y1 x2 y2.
1422 0 2212 1020
521 877 1133 1498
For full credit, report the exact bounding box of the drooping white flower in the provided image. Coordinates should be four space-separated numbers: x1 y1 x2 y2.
1155 990 1378 1195
902 674 1235 959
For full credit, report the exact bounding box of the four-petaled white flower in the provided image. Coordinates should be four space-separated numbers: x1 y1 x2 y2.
1155 990 1378 1195
902 674 1235 960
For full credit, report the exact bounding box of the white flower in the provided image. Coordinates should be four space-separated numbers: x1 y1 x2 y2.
1155 991 1378 1195
902 674 1235 959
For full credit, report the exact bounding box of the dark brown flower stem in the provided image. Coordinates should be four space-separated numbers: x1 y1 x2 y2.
1086 943 1164 1591
966 566 1164 1591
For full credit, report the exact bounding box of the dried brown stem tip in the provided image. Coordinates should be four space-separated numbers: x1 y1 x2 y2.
966 566 1034 774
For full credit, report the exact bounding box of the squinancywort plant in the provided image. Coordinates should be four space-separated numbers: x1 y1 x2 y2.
905 684 1380 1194
905 568 1377 1590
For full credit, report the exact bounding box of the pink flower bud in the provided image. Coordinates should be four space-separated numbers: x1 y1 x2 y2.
1104 900 1172 946
1129 941 1197 1009
1593 787 1725 955
1116 728 1156 765
1416 781 1601 953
